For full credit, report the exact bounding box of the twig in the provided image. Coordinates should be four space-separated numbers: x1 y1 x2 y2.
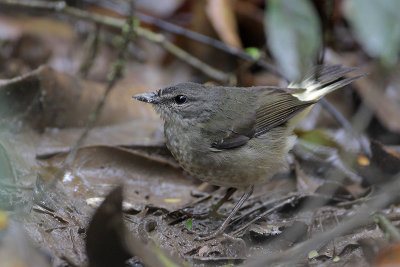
49 8 137 185
231 194 300 236
0 0 234 84
374 214 400 242
60 1 286 80
139 28 236 85
320 98 352 129
0 0 65 9
247 173 400 266
79 23 102 77
32 205 70 224
135 12 287 81
320 98 371 156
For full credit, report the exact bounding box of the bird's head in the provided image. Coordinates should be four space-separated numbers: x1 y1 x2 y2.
133 82 219 124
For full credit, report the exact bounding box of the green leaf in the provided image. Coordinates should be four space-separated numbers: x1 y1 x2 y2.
245 47 261 60
122 23 131 35
295 129 339 149
265 0 321 81
133 17 140 29
344 0 400 67
185 219 192 230
308 250 319 259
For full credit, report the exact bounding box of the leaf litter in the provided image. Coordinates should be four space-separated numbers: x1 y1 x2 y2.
0 3 400 267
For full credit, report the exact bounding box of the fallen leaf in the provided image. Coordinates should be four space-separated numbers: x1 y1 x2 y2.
35 120 163 158
86 186 132 267
39 145 196 211
308 250 319 259
206 0 243 49
319 227 384 258
370 140 400 175
358 140 400 185
0 15 76 41
375 243 400 266
164 198 181 204
354 75 400 133
357 155 370 166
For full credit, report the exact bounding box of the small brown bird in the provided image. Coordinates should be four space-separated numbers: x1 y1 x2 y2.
133 65 361 240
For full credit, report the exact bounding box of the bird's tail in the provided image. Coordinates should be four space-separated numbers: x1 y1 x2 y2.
289 65 363 102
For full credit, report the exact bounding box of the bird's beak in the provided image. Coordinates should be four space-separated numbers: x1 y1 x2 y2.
132 93 160 104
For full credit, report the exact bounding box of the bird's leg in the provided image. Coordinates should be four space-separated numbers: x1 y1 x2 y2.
195 185 254 241
182 187 237 218
208 187 237 217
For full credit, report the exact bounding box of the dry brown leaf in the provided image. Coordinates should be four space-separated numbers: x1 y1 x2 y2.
35 120 163 158
357 140 400 185
0 15 76 41
318 227 384 258
39 145 196 211
206 0 243 49
354 76 400 133
85 186 132 267
375 243 400 267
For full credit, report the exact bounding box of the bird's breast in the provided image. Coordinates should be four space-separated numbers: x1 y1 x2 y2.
163 121 290 188
164 121 208 164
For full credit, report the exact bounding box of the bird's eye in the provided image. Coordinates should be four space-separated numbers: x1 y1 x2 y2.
174 95 187 104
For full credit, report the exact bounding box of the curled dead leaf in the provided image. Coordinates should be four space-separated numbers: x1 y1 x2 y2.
206 0 242 49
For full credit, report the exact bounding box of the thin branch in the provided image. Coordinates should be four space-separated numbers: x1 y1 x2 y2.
136 27 236 84
135 12 288 81
50 9 137 185
79 23 102 77
0 0 65 9
0 0 234 84
374 214 400 242
320 98 371 156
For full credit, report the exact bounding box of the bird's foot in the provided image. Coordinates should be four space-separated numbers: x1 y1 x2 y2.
180 187 237 219
194 229 223 241
194 185 254 241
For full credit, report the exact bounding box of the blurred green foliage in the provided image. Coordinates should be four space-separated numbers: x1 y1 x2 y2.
245 47 261 60
265 0 321 81
344 0 400 68
264 0 400 79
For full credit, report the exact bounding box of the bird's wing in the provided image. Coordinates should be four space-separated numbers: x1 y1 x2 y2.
253 90 315 136
211 89 315 150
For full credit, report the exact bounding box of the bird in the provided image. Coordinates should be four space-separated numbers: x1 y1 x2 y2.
133 65 362 240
